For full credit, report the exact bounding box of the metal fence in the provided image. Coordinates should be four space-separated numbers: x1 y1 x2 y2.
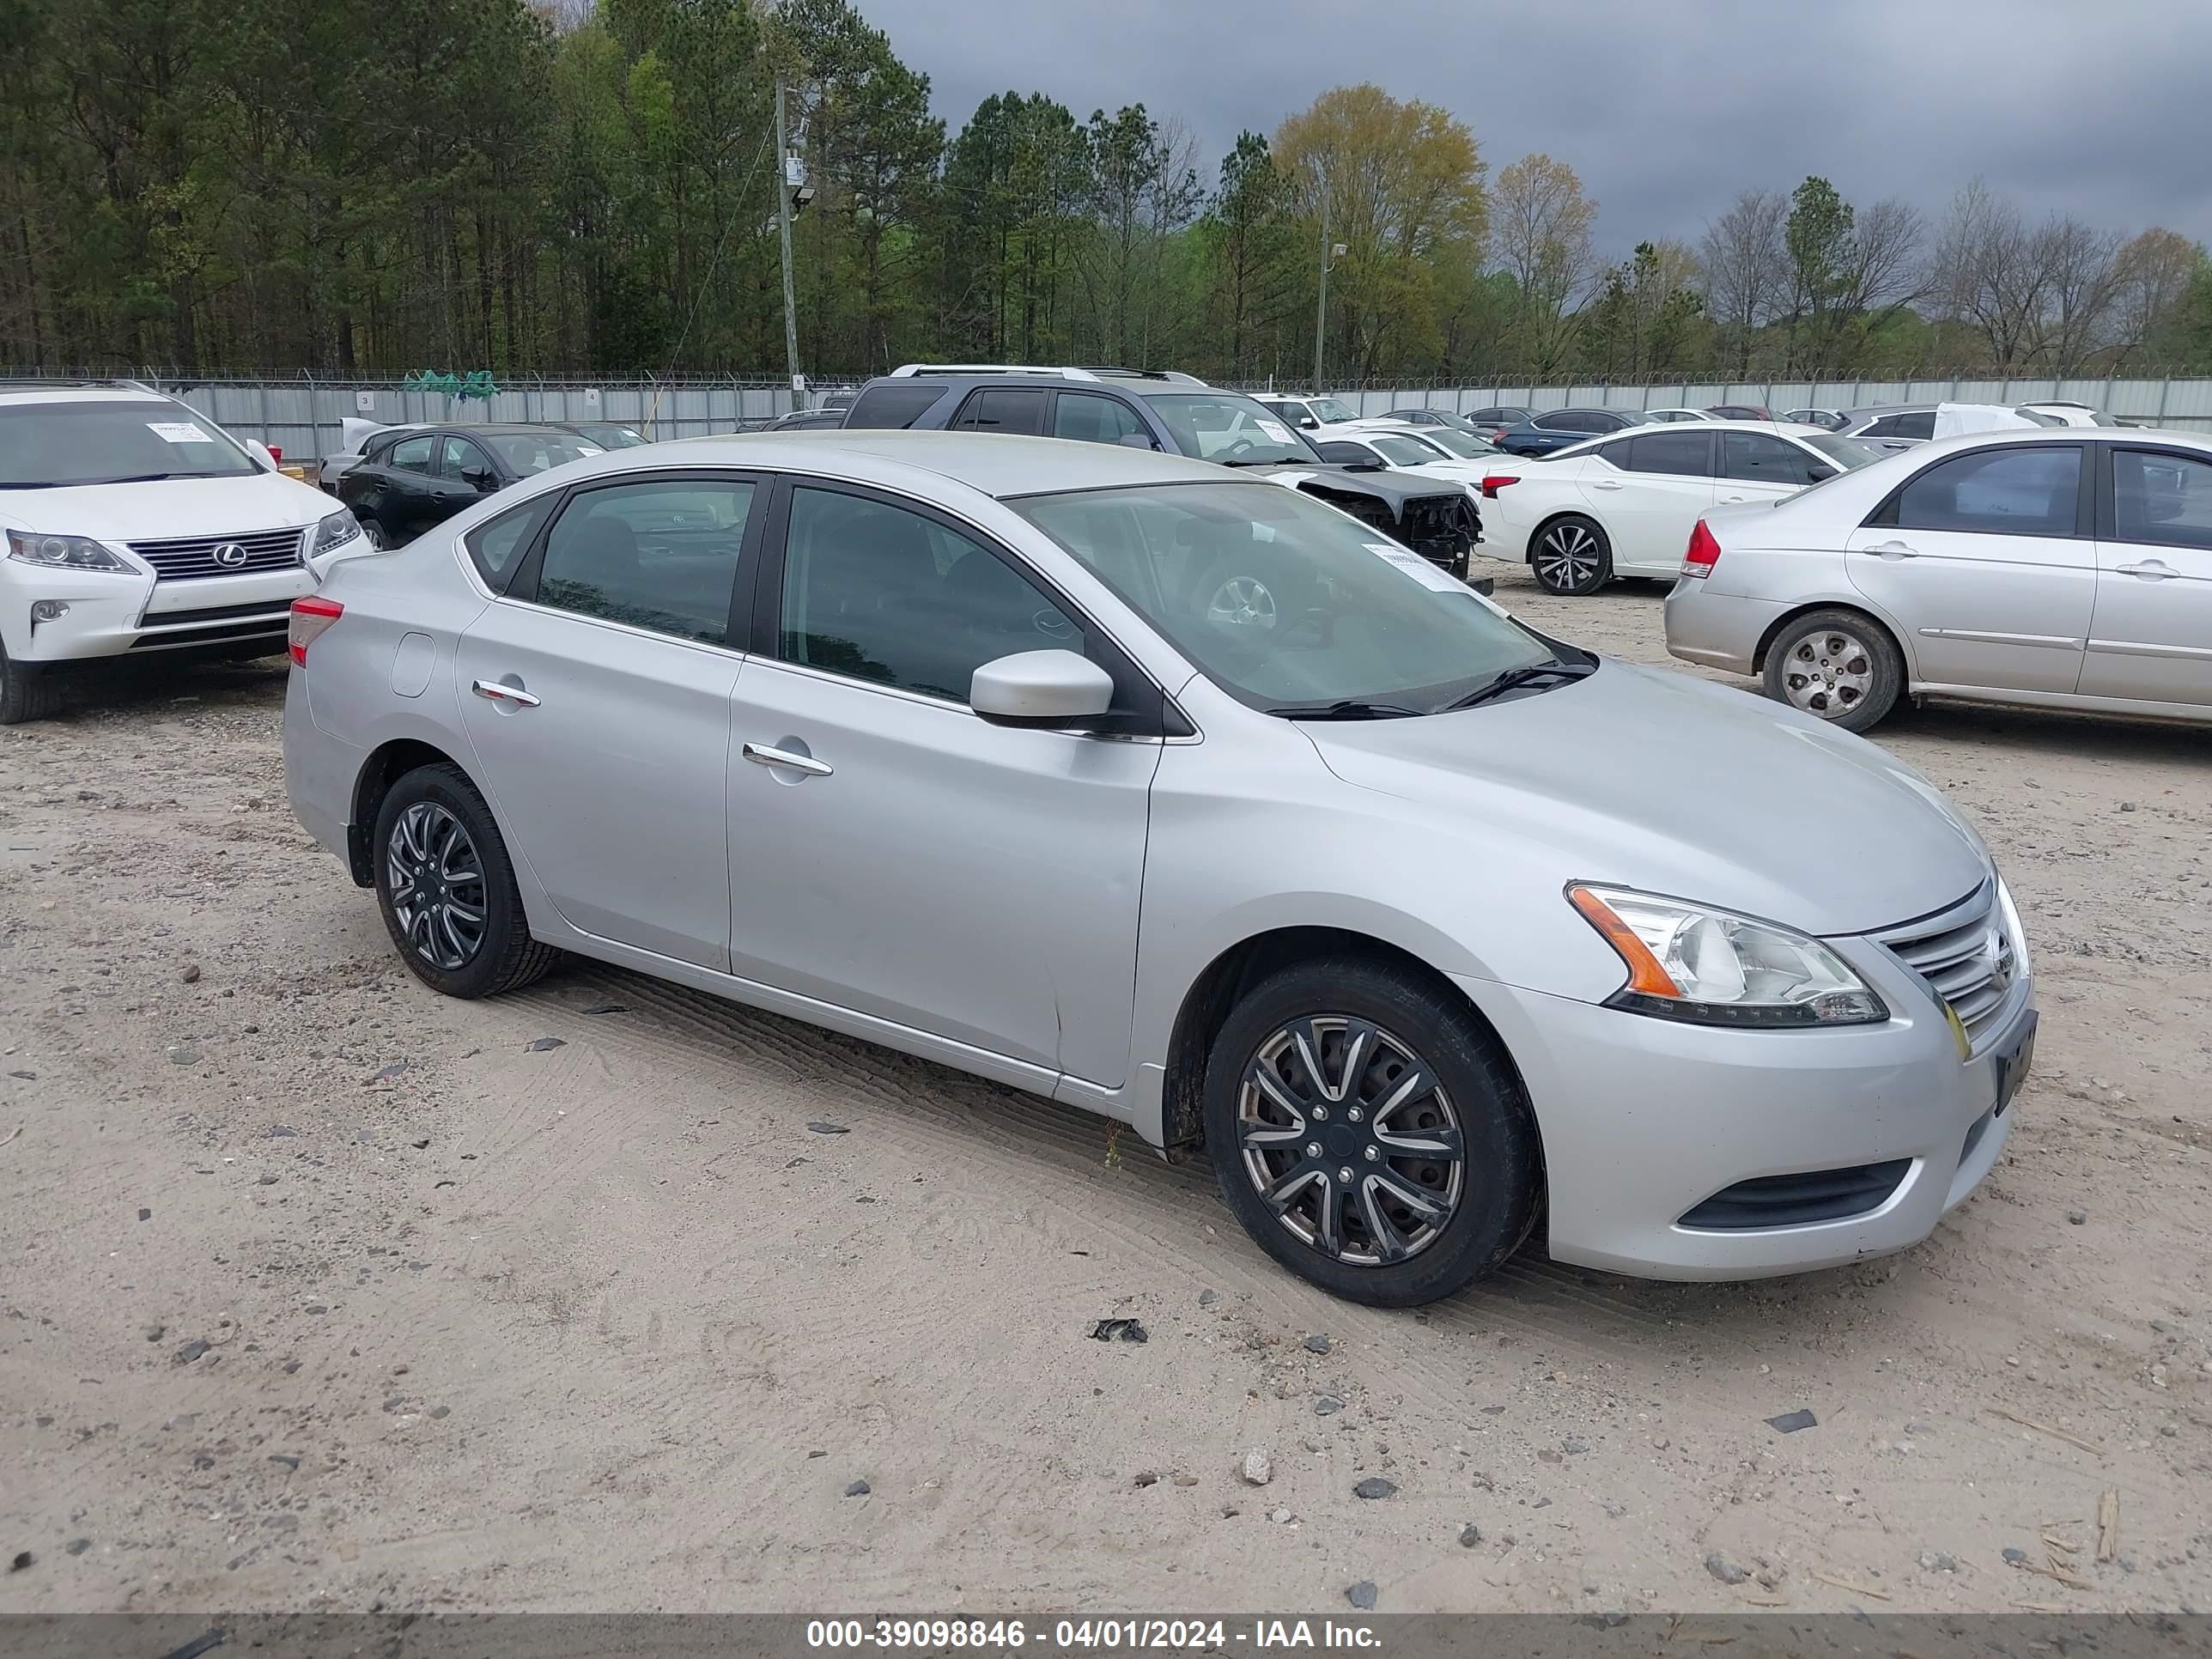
10 370 2212 455
1270 376 2212 430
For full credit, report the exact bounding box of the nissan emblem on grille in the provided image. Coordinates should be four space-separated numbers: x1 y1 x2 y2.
212 543 250 568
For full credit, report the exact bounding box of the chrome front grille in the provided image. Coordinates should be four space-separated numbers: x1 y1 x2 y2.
1878 881 2017 1048
128 527 303 580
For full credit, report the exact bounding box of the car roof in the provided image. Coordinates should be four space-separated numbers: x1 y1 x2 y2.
659 429 1232 496
0 384 179 407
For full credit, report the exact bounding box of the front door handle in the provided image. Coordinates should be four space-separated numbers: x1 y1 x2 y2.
1860 540 1917 559
472 678 541 708
1589 478 1625 491
743 741 833 778
2115 560 2177 580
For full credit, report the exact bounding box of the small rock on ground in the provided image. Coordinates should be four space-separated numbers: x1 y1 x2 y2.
1353 1477 1397 1499
1240 1449 1272 1486
1459 1524 1482 1547
1705 1551 1750 1585
844 1480 871 1498
526 1036 565 1052
1765 1408 1818 1433
1304 1334 1332 1354
1344 1582 1376 1610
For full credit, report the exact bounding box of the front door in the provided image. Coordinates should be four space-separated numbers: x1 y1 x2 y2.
1580 428 1717 574
456 474 763 969
2081 445 2212 707
726 481 1158 1085
1845 443 2093 695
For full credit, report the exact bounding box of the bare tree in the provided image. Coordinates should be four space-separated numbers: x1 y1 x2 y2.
2108 227 2199 365
2034 215 2122 373
1698 189 1787 373
1935 181 2051 368
1490 152 1596 377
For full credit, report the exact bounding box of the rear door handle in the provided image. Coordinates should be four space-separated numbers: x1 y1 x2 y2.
1860 541 1917 559
742 742 833 778
1718 494 1750 504
472 678 540 708
2115 560 2177 580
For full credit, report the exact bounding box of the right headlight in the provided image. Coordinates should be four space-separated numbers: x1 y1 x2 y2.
1568 884 1887 1029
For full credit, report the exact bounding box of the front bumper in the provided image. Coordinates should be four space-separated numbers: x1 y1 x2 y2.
1456 946 2033 1280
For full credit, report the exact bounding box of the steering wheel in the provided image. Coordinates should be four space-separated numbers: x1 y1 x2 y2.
1223 436 1259 459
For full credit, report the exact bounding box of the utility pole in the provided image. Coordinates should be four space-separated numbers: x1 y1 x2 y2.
775 82 802 414
1313 175 1346 396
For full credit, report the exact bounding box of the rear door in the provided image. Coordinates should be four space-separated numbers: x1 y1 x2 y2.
950 387 1048 435
1845 443 2093 694
2081 444 2212 708
1715 430 1827 509
455 473 763 969
1581 428 1717 574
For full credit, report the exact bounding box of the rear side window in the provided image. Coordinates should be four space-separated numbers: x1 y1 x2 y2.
1863 411 1936 441
1893 447 2081 537
844 382 950 429
531 479 756 643
1721 432 1822 486
952 388 1047 435
1626 430 1715 477
464 495 557 590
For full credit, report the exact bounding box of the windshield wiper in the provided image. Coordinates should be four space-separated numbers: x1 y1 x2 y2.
1265 698 1427 720
1439 659 1597 712
1220 456 1298 467
11 471 192 488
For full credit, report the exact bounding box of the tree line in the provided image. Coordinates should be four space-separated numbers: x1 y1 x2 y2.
6 0 2212 384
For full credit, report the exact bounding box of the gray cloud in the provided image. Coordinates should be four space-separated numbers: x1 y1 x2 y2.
853 0 2212 250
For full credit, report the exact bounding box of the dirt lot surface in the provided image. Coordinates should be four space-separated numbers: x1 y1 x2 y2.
3 567 2209 1617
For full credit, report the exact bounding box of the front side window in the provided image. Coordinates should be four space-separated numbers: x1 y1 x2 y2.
387 434 435 474
1626 430 1716 477
1142 394 1321 464
0 399 259 488
1368 434 1442 466
1893 446 2081 537
2112 449 2212 550
1721 432 1822 486
1052 392 1150 447
1015 481 1553 712
532 478 755 644
438 437 495 483
779 486 1079 702
1310 398 1358 424
953 388 1047 435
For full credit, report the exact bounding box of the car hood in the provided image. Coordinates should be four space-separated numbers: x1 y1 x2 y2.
1302 659 1990 938
1259 465 1465 513
0 469 337 540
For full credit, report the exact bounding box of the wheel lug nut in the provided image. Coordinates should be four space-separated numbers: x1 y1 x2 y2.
1363 1146 1379 1162
1311 1105 1328 1121
1305 1142 1322 1158
1337 1166 1353 1185
1346 1107 1362 1122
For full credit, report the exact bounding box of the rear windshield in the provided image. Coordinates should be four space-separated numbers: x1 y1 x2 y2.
0 400 260 487
1807 434 1890 471
845 382 951 429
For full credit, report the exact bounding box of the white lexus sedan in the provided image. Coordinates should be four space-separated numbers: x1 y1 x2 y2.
1474 422 1888 594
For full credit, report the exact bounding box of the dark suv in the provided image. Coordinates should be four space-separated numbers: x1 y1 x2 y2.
842 368 1479 576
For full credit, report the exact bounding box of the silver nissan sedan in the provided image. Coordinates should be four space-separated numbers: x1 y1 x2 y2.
284 432 2036 1306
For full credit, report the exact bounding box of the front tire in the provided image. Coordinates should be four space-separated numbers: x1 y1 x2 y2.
0 641 65 726
372 763 557 998
357 514 390 550
1530 515 1612 595
1763 608 1902 732
1203 958 1541 1307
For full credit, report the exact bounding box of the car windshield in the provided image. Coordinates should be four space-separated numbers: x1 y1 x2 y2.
483 432 604 473
1413 428 1494 459
1014 480 1557 713
578 423 647 447
1141 394 1321 464
1310 398 1358 424
0 400 260 487
1806 434 1890 471
1367 433 1443 466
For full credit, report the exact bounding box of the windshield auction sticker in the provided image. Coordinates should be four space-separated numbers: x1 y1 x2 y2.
1364 541 1467 593
146 422 216 443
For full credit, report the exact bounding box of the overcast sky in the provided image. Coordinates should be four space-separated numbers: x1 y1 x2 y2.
851 0 2212 253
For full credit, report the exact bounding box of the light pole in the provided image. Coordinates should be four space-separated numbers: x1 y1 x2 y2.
1313 179 1346 396
775 83 803 414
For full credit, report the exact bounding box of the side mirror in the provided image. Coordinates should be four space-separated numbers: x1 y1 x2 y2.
1116 431 1159 451
1298 416 1318 429
462 465 496 491
1805 463 1837 482
246 440 276 469
970 649 1115 728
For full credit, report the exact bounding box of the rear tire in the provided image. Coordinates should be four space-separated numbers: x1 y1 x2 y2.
1763 608 1902 732
357 515 390 550
1529 515 1612 595
372 763 558 998
0 641 65 726
1203 957 1541 1307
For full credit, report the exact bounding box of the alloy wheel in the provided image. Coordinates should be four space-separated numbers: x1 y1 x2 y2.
1206 574 1279 631
1534 523 1601 591
386 801 489 971
1237 1016 1465 1267
1780 629 1873 718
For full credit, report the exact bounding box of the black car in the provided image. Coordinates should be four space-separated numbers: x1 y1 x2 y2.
338 424 604 548
1465 406 1538 442
842 369 1479 575
1492 407 1645 457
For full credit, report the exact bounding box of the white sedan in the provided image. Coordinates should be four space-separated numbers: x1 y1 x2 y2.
1310 423 1499 485
1474 422 1888 594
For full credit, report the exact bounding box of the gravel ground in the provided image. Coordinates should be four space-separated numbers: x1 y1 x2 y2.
2 571 2208 1615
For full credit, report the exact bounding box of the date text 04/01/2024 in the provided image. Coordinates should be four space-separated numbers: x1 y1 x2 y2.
804 1619 1383 1650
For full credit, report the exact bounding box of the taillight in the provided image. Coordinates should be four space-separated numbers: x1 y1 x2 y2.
1683 520 1722 579
289 595 343 665
1478 474 1520 500
267 445 283 464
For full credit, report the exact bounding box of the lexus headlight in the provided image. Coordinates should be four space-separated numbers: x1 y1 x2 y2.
6 530 132 572
311 510 364 556
1568 884 1887 1028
